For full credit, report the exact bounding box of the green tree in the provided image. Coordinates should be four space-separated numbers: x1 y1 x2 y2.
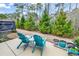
20 15 25 29
24 14 36 31
45 3 50 15
0 14 7 19
15 3 25 15
14 3 27 20
38 10 51 34
51 9 73 37
15 18 20 28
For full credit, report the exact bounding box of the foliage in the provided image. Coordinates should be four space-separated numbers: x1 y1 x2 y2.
15 18 20 28
24 14 36 31
74 37 79 47
15 3 25 14
51 9 73 37
27 12 38 20
38 10 51 34
20 15 25 29
0 14 7 19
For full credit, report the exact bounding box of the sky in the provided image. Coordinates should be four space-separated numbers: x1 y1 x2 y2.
0 3 16 14
0 3 79 14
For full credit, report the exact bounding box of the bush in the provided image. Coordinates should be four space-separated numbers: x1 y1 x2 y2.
74 37 79 47
20 15 25 29
24 14 36 31
38 10 51 34
51 9 73 37
0 14 7 19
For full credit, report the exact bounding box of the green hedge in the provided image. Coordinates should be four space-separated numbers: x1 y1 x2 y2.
15 9 74 38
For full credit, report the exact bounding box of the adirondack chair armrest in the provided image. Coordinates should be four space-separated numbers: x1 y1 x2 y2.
26 35 33 39
42 39 46 46
42 37 46 40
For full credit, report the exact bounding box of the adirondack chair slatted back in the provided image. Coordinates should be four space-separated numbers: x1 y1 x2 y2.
33 35 44 47
17 32 29 43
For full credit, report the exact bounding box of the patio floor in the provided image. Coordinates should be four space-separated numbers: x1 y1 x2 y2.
0 38 68 56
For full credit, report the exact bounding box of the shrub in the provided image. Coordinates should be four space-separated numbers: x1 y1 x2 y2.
24 14 36 31
0 14 7 19
20 15 25 29
38 10 51 34
74 37 79 47
51 9 73 37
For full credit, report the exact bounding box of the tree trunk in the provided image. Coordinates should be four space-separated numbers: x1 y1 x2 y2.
69 3 71 12
60 3 64 10
76 3 78 9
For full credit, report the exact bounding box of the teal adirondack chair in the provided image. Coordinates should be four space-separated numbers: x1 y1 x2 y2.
32 35 46 56
17 32 30 49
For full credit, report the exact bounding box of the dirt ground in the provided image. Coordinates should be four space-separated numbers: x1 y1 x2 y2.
7 33 18 39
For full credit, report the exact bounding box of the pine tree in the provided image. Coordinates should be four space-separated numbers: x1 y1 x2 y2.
15 18 20 28
51 9 73 37
24 14 36 31
39 10 51 34
20 15 25 29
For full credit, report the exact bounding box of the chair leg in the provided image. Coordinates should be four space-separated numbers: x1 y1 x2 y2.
32 45 36 53
25 43 29 48
41 43 46 56
17 42 22 49
41 48 43 56
24 43 29 50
